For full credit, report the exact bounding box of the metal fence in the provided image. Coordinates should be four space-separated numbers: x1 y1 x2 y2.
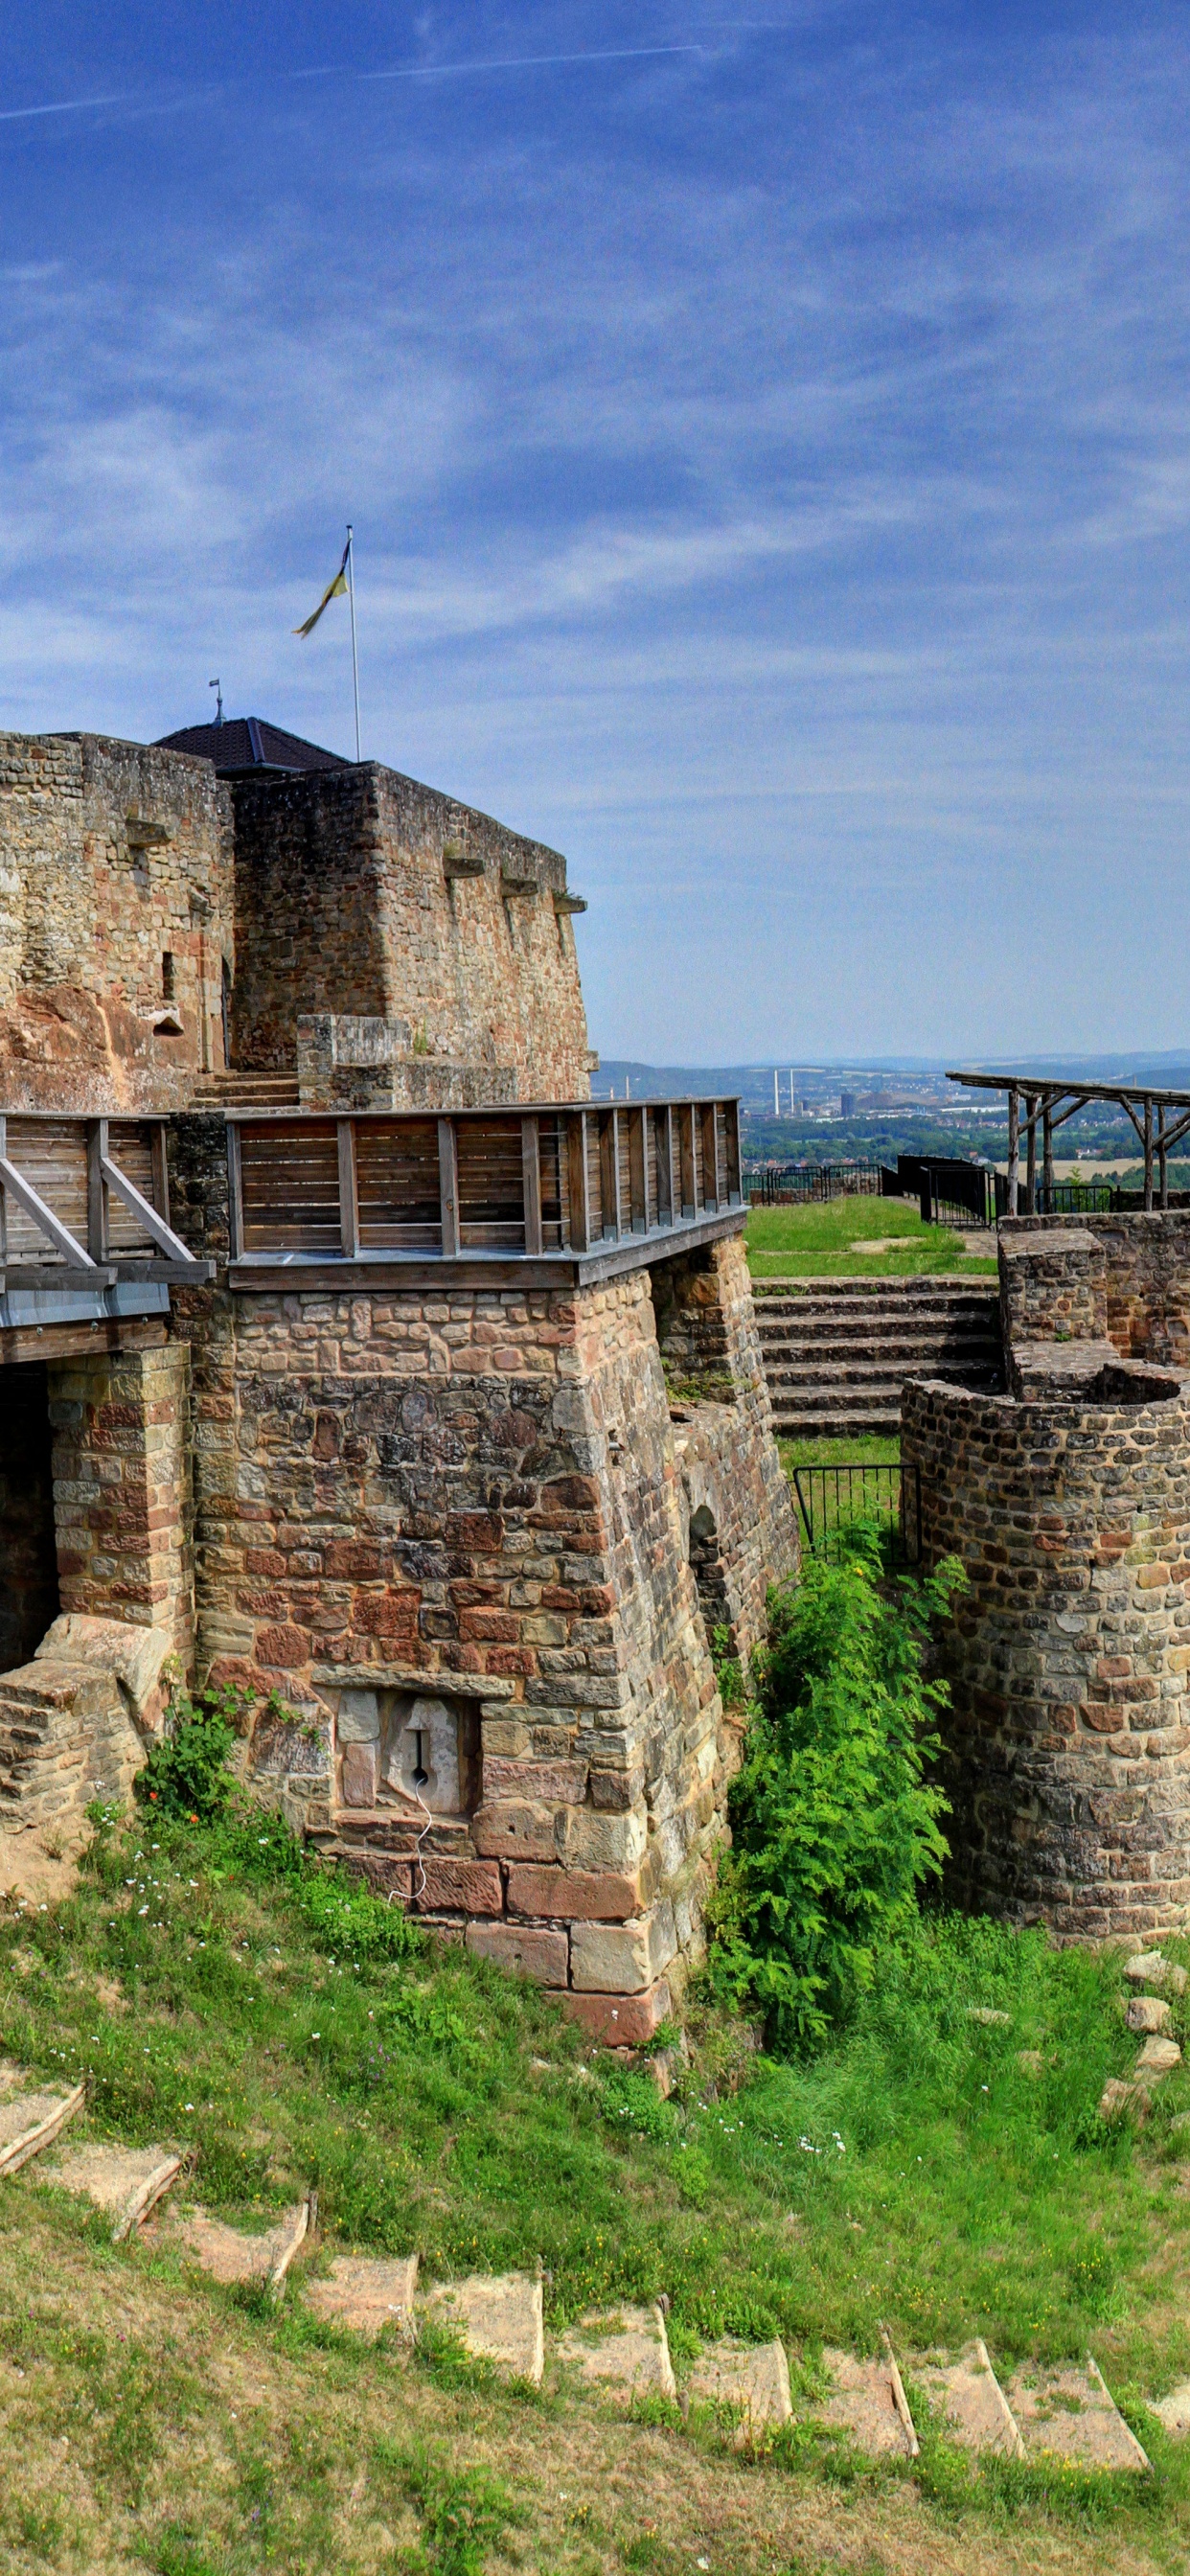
746 1161 882 1205
792 1460 923 1569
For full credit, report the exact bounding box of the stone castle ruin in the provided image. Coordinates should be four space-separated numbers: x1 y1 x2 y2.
0 718 797 2044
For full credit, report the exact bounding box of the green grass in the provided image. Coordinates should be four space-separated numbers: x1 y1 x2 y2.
8 1809 1190 2561
779 1434 901 1471
747 1195 998 1278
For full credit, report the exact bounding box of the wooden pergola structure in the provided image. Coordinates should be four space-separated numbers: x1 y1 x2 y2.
947 1070 1190 1214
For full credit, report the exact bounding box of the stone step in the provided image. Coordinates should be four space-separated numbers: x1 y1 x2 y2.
912 2339 1023 2457
37 2140 185 2242
423 2271 545 2385
0 2063 85 2177
1003 2358 1149 2472
162 2198 312 2291
555 2302 676 2404
306 2252 420 2338
686 2335 791 2431
816 2339 918 2456
764 1357 997 1389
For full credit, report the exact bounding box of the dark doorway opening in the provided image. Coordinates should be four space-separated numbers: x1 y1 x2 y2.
0 1363 59 1673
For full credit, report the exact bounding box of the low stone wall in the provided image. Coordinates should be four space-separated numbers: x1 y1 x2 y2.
48 1341 195 1668
662 1241 798 1666
902 1374 1190 1939
1000 1211 1190 1369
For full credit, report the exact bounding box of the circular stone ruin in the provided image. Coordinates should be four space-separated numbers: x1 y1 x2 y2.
902 1360 1190 1940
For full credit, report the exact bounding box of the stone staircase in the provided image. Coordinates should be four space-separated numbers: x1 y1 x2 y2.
0 2053 1154 2466
756 1278 1003 1438
190 1070 300 1113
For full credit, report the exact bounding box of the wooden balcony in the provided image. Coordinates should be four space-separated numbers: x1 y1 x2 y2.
0 1114 211 1289
225 1100 744 1281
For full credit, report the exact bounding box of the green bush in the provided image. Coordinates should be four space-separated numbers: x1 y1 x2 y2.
134 1681 246 1821
705 1533 966 2046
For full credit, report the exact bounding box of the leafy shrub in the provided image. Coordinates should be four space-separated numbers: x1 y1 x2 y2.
705 1534 966 2046
134 1682 248 1821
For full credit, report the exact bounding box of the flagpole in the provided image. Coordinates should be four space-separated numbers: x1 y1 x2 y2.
346 522 361 761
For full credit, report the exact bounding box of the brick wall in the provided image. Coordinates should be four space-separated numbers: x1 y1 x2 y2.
0 733 234 1110
1000 1210 1190 1368
230 764 591 1100
903 1374 1190 1938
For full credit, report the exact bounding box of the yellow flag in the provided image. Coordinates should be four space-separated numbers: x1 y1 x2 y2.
293 538 351 637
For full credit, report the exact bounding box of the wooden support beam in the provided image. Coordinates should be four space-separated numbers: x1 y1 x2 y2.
1042 1105 1054 1216
438 1117 460 1257
1007 1087 1019 1217
566 1112 591 1253
1025 1093 1038 1215
1159 1104 1168 1210
87 1117 109 1262
101 1151 201 1264
521 1116 543 1255
337 1119 359 1258
0 1151 96 1270
1144 1094 1154 1212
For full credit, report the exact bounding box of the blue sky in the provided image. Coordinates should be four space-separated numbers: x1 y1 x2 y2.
0 5 1186 1064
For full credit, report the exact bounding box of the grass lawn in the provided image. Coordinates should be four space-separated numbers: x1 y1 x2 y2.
747 1195 998 1279
5 1807 1190 2569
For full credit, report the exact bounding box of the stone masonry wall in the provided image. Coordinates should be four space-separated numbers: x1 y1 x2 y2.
0 733 234 1110
47 1341 195 1668
656 1236 799 1666
902 1373 1190 1939
230 764 591 1101
1000 1211 1190 1369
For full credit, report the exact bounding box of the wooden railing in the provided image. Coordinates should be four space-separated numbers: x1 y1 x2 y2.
227 1101 744 1263
0 1114 201 1281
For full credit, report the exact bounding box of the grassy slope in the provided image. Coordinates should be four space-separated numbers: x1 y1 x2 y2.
5 1813 1190 2569
746 1197 998 1278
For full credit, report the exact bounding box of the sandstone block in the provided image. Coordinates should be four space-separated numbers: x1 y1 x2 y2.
505 1864 640 1921
563 1975 672 2048
1126 1994 1172 2033
570 1904 676 1995
472 1800 557 1863
465 1922 569 1985
557 1804 648 1874
340 1743 378 1808
415 1857 503 1915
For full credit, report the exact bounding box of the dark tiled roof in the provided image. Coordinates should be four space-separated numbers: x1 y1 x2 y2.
154 717 352 778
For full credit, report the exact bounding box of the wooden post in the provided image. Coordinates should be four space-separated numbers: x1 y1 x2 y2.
1007 1087 1019 1216
438 1117 460 1257
698 1102 718 1210
1025 1094 1037 1216
1042 1104 1054 1216
566 1112 590 1253
679 1105 697 1218
521 1116 543 1254
1144 1094 1154 1211
653 1107 673 1229
150 1122 171 1227
226 1124 244 1260
337 1119 359 1257
599 1109 622 1239
87 1117 109 1261
628 1107 647 1232
1159 1104 1168 1210
724 1101 742 1204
